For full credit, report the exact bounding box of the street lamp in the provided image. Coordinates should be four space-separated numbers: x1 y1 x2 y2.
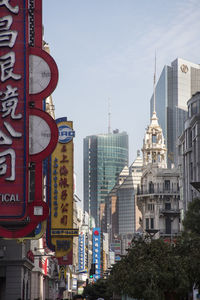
145 229 159 239
190 182 200 193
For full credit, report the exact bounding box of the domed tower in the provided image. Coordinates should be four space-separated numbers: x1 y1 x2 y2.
142 110 167 168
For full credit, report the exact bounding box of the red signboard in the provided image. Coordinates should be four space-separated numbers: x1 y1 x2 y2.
0 0 59 238
0 0 29 219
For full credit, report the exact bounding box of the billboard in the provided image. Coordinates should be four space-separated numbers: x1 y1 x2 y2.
47 117 77 258
0 0 59 239
93 228 101 281
79 233 85 272
0 0 29 220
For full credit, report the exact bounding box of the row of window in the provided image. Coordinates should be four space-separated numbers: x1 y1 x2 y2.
146 203 172 212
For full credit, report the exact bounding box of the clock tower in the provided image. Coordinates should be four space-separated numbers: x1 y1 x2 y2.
142 110 167 168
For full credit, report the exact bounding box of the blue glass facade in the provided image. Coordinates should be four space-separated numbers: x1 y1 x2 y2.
84 131 128 226
150 59 200 167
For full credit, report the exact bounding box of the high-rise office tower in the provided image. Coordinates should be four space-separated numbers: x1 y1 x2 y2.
84 130 128 227
150 58 200 167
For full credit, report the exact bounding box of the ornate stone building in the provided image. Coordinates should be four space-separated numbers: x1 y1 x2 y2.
137 111 181 240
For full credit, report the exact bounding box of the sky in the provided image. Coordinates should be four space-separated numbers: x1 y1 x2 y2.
43 0 200 201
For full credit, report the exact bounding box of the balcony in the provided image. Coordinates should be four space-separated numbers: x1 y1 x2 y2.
137 189 179 196
160 208 180 217
159 230 180 237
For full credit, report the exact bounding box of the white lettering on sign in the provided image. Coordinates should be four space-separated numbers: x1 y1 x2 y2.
0 1 23 184
0 0 19 14
0 149 15 180
0 15 18 48
0 193 20 202
0 52 21 81
0 85 22 119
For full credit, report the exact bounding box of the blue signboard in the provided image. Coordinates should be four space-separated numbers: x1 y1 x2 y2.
79 233 85 272
92 228 101 281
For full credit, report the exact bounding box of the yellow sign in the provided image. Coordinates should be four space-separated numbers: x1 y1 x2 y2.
50 118 75 257
51 228 78 237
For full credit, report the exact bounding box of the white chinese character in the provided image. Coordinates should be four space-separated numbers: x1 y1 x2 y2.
0 121 22 145
0 52 21 82
1 98 22 119
0 148 15 180
0 16 17 48
0 0 19 14
4 121 22 138
0 85 22 119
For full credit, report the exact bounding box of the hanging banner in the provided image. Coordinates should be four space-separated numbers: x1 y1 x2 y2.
47 117 77 257
79 233 85 272
93 228 101 281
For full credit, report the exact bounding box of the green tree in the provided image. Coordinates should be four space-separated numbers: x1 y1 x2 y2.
108 236 191 300
183 197 200 234
83 278 112 300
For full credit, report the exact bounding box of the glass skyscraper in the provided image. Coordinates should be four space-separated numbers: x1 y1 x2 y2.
84 130 128 227
150 58 200 167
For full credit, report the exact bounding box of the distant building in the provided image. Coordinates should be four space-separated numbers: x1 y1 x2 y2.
118 152 143 236
150 58 200 167
105 152 143 256
137 110 181 240
105 166 129 241
178 92 200 212
84 130 128 227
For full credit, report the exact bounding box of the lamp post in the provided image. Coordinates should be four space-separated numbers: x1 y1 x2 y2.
145 229 159 239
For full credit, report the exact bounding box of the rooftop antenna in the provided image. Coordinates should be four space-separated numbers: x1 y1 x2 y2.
153 51 156 113
108 98 111 133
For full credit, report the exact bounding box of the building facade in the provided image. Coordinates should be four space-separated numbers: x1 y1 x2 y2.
178 92 200 212
84 130 129 226
137 111 181 240
118 152 143 237
150 58 200 167
105 166 129 241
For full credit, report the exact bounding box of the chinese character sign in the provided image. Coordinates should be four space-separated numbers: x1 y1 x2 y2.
50 117 75 257
93 228 101 281
79 233 85 272
0 0 29 219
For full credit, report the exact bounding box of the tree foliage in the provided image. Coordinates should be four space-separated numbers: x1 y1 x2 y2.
108 236 191 300
183 197 200 234
83 199 200 300
83 278 112 300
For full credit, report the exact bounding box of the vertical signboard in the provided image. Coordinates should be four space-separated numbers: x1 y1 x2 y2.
79 233 85 272
93 228 101 281
0 0 29 219
48 117 77 258
110 240 121 262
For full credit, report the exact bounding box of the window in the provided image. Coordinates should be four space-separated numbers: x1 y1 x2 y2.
191 102 197 116
165 203 171 210
149 181 154 193
164 180 170 191
166 217 171 234
150 218 154 229
152 135 157 143
190 162 193 180
148 204 155 211
146 218 149 230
